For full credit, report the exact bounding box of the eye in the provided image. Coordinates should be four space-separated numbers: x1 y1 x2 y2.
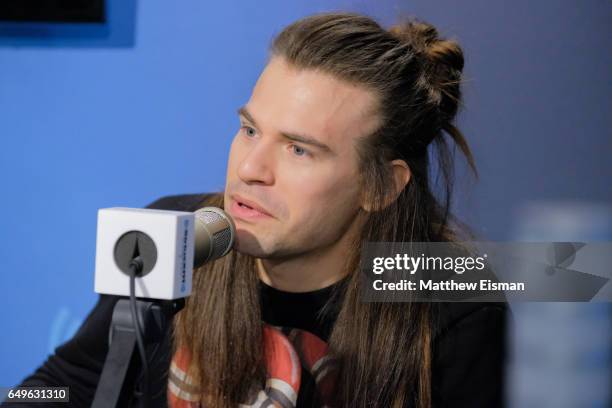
242 126 257 137
291 144 309 157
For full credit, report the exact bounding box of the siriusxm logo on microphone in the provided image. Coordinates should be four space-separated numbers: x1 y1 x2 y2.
180 219 189 293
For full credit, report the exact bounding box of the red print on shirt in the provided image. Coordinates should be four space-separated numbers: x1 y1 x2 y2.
168 324 336 407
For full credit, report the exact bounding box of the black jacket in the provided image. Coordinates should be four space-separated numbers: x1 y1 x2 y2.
2 193 508 408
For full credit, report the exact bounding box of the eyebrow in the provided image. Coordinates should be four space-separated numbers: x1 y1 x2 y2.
237 106 332 153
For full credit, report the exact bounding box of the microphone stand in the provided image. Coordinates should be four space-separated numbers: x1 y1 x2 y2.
91 297 184 408
90 206 234 406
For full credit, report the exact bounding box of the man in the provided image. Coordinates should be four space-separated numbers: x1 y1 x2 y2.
5 12 506 408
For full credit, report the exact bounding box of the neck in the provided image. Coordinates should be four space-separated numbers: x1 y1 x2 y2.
257 214 363 293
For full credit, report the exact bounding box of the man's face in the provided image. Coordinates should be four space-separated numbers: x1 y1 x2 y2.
224 57 380 258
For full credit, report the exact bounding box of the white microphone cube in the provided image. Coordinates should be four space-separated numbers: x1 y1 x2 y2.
94 207 195 300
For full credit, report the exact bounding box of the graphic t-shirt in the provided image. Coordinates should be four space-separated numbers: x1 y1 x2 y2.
168 278 345 408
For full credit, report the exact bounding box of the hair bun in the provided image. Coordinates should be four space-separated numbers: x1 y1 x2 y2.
389 18 465 122
389 19 464 73
389 20 437 53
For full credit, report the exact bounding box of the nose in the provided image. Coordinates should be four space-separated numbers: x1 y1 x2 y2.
237 140 275 185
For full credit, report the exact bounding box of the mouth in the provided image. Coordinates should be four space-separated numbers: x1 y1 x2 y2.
230 194 273 219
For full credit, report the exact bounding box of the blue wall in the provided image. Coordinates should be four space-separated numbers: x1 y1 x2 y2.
1 0 610 391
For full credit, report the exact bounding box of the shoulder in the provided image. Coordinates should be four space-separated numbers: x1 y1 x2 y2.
431 301 509 356
433 301 509 341
145 192 223 212
430 302 509 407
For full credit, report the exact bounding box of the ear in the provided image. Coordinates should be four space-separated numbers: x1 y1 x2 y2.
361 159 412 212
390 158 412 198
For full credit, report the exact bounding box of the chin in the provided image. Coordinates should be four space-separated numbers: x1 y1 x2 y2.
233 230 270 257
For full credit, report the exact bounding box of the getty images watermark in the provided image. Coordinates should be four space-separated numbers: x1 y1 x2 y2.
360 242 612 302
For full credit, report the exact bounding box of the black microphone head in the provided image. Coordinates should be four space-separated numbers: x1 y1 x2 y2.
193 207 235 268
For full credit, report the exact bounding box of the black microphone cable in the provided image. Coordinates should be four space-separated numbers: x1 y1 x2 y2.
128 256 151 408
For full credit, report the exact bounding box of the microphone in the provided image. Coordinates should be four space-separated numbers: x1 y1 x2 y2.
193 207 235 269
94 206 235 300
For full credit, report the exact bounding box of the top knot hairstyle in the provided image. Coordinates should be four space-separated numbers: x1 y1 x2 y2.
389 20 465 129
173 13 479 408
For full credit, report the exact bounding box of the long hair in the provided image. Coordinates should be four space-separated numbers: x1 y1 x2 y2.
173 12 477 408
